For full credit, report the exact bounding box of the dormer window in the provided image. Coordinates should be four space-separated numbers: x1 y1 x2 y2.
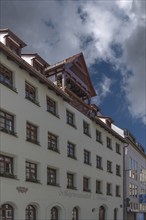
33 59 44 74
6 37 20 56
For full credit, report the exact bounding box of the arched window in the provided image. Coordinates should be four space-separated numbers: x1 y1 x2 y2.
0 204 13 220
72 207 78 220
99 206 105 220
25 205 36 220
51 207 58 220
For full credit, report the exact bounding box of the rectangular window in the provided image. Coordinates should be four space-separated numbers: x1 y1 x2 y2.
83 177 90 192
116 185 121 197
96 130 102 143
67 173 75 189
47 167 57 186
107 183 112 196
26 161 38 182
67 142 76 159
0 109 14 134
25 82 36 103
83 121 90 136
96 155 102 169
47 97 57 115
0 155 14 177
107 161 112 173
66 110 75 126
26 122 38 144
84 150 91 165
116 165 121 176
96 180 102 194
48 132 58 152
107 137 112 149
116 143 121 154
6 37 20 55
0 64 13 88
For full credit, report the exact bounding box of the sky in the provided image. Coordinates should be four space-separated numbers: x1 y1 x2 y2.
0 0 146 149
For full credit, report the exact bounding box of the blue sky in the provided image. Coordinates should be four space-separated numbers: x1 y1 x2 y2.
1 0 146 148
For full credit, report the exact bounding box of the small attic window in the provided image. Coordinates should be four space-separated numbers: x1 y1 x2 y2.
33 59 44 74
106 119 111 128
6 37 20 56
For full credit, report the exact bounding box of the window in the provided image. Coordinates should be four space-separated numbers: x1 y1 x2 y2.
26 161 38 183
26 122 38 144
72 207 78 220
25 205 36 220
33 59 44 74
48 132 58 152
107 161 112 173
51 207 58 220
116 143 121 154
67 173 75 189
67 142 76 159
116 165 121 176
0 109 14 134
25 82 37 104
47 97 57 116
96 180 102 194
66 110 75 126
83 121 90 136
96 155 102 169
116 185 121 197
0 155 14 178
0 204 13 220
129 184 138 197
0 64 13 88
107 137 112 149
47 168 57 186
83 177 90 192
96 130 102 143
84 150 91 165
6 37 20 55
107 183 112 196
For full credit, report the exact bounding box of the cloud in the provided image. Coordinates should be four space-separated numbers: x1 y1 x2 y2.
1 0 145 124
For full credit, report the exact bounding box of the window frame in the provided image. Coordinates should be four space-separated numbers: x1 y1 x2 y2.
0 155 15 178
83 121 90 136
96 180 102 194
116 185 121 197
107 183 112 196
116 164 121 176
26 161 38 183
84 150 91 165
26 122 39 144
0 64 15 90
0 109 15 135
116 143 121 154
83 177 90 192
107 137 112 149
107 160 112 173
67 142 76 159
1 204 14 220
25 204 36 220
48 132 58 152
25 81 39 105
66 110 75 127
96 155 102 169
67 172 75 189
47 96 57 116
47 167 58 186
96 129 102 143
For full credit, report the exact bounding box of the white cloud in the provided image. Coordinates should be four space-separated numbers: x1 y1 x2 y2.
1 0 145 124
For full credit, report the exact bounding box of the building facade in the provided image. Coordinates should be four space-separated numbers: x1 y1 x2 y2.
0 29 125 220
112 125 146 220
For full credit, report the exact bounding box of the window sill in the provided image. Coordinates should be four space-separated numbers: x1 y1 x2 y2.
96 140 103 144
47 183 60 187
107 146 113 150
25 97 40 107
84 162 92 166
0 173 17 179
67 155 77 160
107 171 113 174
107 193 112 196
0 128 17 137
67 186 77 190
0 81 18 93
83 132 91 138
26 179 40 184
116 174 121 177
47 110 60 119
67 122 77 129
48 147 60 153
96 191 103 194
83 189 91 193
26 138 40 146
96 167 103 170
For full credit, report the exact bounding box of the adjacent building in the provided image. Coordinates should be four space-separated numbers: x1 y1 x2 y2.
0 28 134 220
112 125 146 220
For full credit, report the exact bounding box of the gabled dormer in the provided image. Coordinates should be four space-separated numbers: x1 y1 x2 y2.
45 53 96 113
22 53 50 75
0 28 26 56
